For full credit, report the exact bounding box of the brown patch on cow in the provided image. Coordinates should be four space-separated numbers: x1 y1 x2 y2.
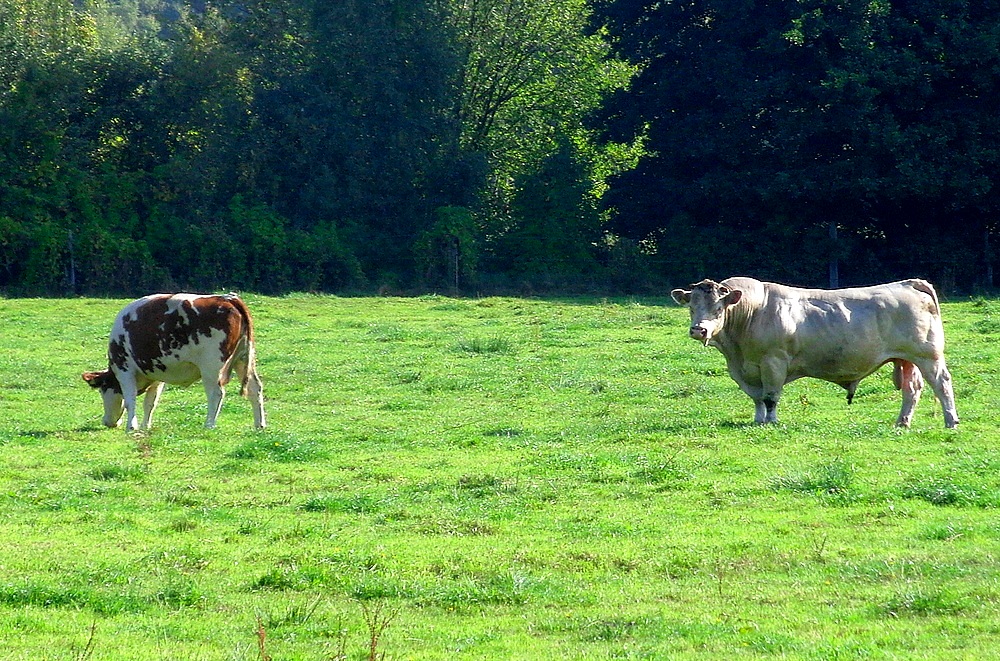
222 294 256 343
122 295 243 374
203 298 244 369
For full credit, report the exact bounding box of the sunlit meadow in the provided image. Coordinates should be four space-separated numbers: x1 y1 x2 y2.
0 293 998 659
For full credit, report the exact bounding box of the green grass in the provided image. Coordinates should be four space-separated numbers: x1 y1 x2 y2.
0 293 998 659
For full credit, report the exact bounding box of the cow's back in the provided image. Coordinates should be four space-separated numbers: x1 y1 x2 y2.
111 294 250 386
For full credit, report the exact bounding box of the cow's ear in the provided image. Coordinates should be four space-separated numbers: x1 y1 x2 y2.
671 289 691 305
723 289 743 306
82 371 103 388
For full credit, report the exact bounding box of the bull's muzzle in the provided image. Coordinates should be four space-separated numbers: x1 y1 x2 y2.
689 325 709 344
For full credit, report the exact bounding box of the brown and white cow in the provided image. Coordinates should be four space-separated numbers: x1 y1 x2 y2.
670 277 958 428
83 293 266 432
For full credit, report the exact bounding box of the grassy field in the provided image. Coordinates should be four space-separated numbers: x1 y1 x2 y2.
0 293 998 660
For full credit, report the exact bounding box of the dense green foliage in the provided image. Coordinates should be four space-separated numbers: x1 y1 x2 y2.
596 0 1000 291
2 0 1000 295
1 294 998 658
0 0 633 295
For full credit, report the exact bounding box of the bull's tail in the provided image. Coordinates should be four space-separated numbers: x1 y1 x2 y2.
224 292 255 344
904 279 940 315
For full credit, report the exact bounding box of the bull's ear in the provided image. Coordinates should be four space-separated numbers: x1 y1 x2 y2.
722 289 743 306
671 289 691 305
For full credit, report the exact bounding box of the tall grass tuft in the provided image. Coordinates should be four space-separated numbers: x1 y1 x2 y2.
770 459 854 495
899 476 996 507
455 335 515 354
879 589 970 617
87 463 146 481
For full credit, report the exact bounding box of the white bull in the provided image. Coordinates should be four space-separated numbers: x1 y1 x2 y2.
671 277 959 428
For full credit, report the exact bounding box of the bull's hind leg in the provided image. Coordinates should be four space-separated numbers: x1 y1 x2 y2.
913 357 959 429
893 360 923 428
203 378 226 429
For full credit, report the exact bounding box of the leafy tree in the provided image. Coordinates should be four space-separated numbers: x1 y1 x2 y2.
220 0 473 290
597 0 1000 291
490 140 603 288
0 0 156 293
446 0 637 287
0 0 637 295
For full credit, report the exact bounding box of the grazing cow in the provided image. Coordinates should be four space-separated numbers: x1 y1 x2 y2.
83 293 266 432
670 277 958 428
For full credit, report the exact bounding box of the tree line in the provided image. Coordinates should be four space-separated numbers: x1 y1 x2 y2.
596 0 1000 294
2 0 998 297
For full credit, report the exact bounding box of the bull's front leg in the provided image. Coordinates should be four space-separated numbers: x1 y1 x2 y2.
732 380 772 424
749 394 780 423
758 356 787 424
753 399 768 424
761 396 780 423
728 366 773 424
748 393 779 424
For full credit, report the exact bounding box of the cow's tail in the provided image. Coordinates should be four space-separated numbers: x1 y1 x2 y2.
224 293 258 397
906 279 940 315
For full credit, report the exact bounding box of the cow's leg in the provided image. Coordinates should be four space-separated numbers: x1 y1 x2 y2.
141 382 166 430
119 374 141 433
247 368 266 429
203 378 225 429
763 397 780 423
750 398 781 423
913 357 959 429
893 360 923 428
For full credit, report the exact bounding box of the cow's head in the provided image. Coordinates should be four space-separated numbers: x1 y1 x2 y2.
82 370 125 428
671 279 743 345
